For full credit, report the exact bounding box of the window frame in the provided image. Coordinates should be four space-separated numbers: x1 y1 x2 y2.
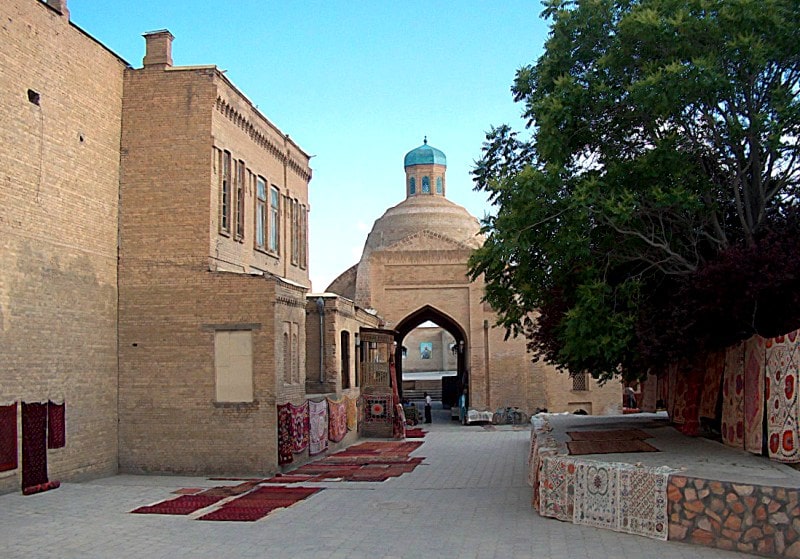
269 185 280 254
219 150 232 235
255 176 267 250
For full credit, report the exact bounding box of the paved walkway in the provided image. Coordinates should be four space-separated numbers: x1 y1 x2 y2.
0 406 761 559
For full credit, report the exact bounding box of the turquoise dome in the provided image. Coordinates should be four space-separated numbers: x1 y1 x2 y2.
403 138 446 167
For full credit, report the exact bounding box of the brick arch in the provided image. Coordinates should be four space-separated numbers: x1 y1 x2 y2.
393 305 468 408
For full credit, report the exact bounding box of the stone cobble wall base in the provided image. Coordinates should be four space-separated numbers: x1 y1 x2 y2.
668 475 800 557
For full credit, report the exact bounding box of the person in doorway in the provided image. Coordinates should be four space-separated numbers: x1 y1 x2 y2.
424 392 432 424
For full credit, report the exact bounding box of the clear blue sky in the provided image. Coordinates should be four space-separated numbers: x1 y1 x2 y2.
69 0 548 291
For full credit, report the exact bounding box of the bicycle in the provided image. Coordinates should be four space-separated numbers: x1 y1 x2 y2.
491 406 530 426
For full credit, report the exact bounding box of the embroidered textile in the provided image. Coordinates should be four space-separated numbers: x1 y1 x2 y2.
766 331 800 463
744 336 766 454
289 401 309 454
363 394 392 423
21 402 48 489
0 403 17 472
699 351 725 419
327 397 347 443
308 400 329 456
618 464 670 540
47 401 66 449
345 395 358 431
721 343 745 448
538 455 576 521
573 461 618 530
277 403 293 465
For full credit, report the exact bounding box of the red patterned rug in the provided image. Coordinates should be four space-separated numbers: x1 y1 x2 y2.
567 439 659 456
132 494 224 515
567 429 652 442
198 486 321 522
405 428 426 438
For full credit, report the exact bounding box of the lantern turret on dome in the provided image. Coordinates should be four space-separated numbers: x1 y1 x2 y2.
403 137 447 198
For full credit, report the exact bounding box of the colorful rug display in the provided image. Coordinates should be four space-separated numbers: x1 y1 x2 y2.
567 439 658 456
0 403 17 472
618 464 670 540
699 351 725 419
765 330 800 463
47 401 65 449
289 401 309 454
538 455 576 521
198 486 321 522
327 397 347 443
277 403 294 466
573 461 619 530
21 402 48 490
743 335 766 455
721 343 745 448
345 395 358 431
308 399 328 456
284 440 424 482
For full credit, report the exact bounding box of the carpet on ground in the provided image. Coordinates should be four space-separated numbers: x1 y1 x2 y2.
566 429 651 442
567 439 659 455
132 494 224 515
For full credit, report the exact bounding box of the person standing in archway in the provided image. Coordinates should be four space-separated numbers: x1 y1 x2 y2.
424 392 432 424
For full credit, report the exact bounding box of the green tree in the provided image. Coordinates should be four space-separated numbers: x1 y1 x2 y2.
470 0 800 381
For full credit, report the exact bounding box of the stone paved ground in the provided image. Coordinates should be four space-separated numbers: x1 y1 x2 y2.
0 407 761 559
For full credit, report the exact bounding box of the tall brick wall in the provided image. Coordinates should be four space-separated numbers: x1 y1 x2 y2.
0 0 126 492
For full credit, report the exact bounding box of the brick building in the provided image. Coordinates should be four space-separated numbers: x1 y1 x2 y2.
327 140 622 415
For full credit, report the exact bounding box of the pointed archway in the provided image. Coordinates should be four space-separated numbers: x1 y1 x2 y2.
393 305 468 409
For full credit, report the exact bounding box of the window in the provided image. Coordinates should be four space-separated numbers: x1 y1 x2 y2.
220 150 232 234
269 186 280 253
341 331 350 389
214 330 253 402
421 176 430 194
299 204 308 269
409 177 416 195
234 160 245 240
572 372 588 392
291 198 299 266
255 177 267 249
436 176 443 194
283 330 291 384
292 328 300 383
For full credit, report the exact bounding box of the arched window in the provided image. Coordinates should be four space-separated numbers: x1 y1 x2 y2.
436 176 443 194
341 331 351 389
409 177 416 195
422 176 430 194
283 331 291 384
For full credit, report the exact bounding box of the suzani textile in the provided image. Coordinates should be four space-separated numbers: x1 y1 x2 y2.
345 395 358 432
744 336 766 455
363 394 392 424
699 351 725 420
277 403 293 466
671 360 702 436
538 455 576 521
618 464 670 541
308 400 329 456
721 343 745 449
327 397 347 443
765 331 800 463
573 461 619 531
289 402 309 454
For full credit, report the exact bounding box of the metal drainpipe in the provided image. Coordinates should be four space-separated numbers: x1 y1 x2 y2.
316 297 325 383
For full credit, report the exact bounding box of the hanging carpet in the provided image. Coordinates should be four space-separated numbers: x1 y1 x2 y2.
308 400 328 456
766 330 800 463
721 343 745 449
289 401 309 454
327 397 347 443
21 402 48 490
0 403 17 472
277 403 293 466
744 336 766 454
699 351 725 419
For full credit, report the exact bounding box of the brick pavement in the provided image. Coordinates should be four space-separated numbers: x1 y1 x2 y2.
0 407 760 559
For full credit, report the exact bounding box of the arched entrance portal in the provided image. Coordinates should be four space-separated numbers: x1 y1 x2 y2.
393 306 468 411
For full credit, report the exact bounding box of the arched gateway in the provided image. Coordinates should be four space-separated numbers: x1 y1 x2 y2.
327 140 620 417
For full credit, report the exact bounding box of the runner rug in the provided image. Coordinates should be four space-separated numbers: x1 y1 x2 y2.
566 439 658 456
721 342 745 449
566 429 651 441
744 335 766 454
327 397 347 443
0 403 17 472
277 403 293 465
766 330 800 463
308 399 328 456
289 401 309 454
132 494 225 515
198 486 321 522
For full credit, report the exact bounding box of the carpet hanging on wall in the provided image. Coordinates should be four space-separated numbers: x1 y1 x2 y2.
345 395 358 432
0 403 17 472
21 402 48 490
327 397 347 443
289 401 309 454
721 343 745 449
699 351 725 420
308 400 328 456
47 401 66 449
743 336 766 455
765 330 800 463
277 403 293 466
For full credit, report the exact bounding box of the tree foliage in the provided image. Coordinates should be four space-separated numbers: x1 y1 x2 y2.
470 0 800 381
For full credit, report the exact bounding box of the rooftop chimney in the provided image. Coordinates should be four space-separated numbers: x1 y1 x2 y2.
45 0 70 19
142 30 174 68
